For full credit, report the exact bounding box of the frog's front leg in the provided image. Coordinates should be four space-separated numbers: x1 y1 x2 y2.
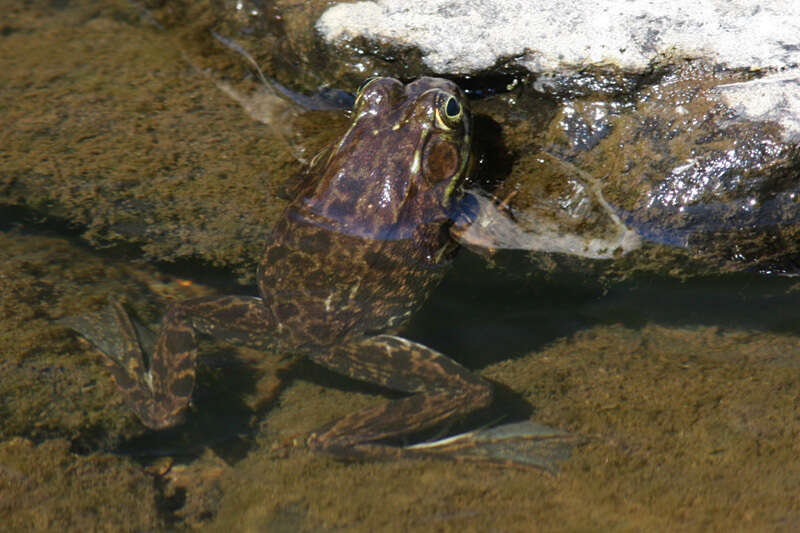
306 334 493 460
64 296 276 429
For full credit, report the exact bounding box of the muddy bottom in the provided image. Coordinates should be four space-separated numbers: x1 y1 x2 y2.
1 226 798 532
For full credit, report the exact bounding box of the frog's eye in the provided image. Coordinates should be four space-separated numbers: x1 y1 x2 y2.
445 97 461 118
434 92 464 129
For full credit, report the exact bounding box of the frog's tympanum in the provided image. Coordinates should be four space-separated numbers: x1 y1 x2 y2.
69 77 500 462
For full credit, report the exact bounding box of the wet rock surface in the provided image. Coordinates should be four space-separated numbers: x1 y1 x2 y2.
0 0 295 280
487 62 800 277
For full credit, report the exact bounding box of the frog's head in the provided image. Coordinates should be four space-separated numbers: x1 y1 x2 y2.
350 77 473 208
303 77 472 240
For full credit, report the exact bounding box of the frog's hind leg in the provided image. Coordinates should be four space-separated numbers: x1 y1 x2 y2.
305 334 494 461
61 298 162 425
64 296 275 429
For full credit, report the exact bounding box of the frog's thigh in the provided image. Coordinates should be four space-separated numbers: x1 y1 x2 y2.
172 295 276 348
151 294 275 408
306 334 493 456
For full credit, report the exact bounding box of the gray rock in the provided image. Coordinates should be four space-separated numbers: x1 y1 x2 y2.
718 71 800 143
317 0 800 74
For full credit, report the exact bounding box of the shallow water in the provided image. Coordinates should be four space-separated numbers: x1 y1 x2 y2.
2 223 799 531
2 0 800 531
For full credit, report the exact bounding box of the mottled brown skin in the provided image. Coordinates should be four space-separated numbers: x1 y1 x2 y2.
70 77 494 461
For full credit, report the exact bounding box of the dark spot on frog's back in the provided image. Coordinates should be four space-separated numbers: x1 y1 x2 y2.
266 245 288 265
302 228 332 253
305 319 338 344
342 175 367 198
275 301 299 322
325 197 350 222
287 251 314 271
303 268 328 287
363 250 400 275
164 329 194 356
169 375 194 399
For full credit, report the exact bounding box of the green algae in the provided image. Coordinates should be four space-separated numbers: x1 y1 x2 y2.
3 218 800 532
0 438 161 531
0 0 295 281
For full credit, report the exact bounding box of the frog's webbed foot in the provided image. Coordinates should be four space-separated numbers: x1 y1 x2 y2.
405 420 577 473
62 295 276 429
306 334 572 470
60 298 190 429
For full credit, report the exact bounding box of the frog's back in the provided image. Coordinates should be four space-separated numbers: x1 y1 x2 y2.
257 212 451 350
256 77 471 350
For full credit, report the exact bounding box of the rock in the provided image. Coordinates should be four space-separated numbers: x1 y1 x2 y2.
317 0 800 74
718 71 800 144
479 62 800 276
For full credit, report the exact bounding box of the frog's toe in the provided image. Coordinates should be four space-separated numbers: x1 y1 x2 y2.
405 420 578 473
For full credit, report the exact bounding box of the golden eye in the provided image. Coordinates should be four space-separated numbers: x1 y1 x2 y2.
435 92 463 129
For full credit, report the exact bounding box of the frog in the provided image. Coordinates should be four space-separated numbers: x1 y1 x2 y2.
64 76 544 463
